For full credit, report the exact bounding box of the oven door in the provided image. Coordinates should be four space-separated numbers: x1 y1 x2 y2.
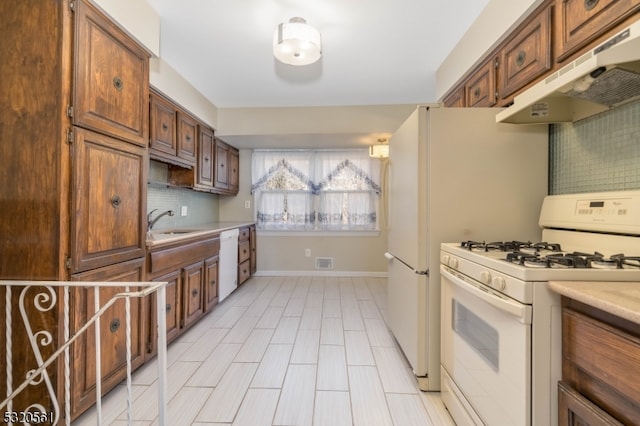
440 265 533 426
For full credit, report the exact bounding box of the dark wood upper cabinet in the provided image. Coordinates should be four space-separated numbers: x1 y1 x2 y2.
73 0 149 146
499 6 552 100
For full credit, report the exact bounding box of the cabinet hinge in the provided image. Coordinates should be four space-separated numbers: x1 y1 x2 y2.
65 257 72 270
67 105 74 118
67 128 74 144
69 1 75 12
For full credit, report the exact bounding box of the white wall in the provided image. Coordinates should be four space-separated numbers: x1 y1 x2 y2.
436 0 545 99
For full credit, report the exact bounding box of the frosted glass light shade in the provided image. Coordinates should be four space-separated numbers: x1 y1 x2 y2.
273 17 322 66
369 144 389 158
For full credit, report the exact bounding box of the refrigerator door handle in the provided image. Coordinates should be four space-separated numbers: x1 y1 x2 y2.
384 252 429 276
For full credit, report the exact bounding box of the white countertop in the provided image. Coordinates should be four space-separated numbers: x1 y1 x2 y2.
146 221 255 247
548 281 640 325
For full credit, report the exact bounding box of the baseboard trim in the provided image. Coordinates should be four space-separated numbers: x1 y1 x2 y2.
253 270 388 278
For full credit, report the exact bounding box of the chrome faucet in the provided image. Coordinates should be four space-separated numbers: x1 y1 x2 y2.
147 209 175 231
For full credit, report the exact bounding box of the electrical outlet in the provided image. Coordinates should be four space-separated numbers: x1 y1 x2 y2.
180 205 188 216
244 200 251 209
305 249 311 257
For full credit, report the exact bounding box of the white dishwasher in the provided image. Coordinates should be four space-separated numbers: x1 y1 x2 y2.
218 228 239 302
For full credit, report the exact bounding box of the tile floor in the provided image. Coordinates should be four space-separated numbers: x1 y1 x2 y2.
73 275 454 425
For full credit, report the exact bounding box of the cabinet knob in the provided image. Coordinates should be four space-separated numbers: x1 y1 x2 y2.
186 135 192 142
113 76 123 91
109 318 121 333
516 51 526 66
166 304 172 313
474 87 481 98
584 0 599 10
162 123 169 131
111 195 122 208
204 156 209 162
192 289 198 297
210 280 216 286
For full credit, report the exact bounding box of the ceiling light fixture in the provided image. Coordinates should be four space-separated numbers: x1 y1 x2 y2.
273 17 322 66
369 138 389 159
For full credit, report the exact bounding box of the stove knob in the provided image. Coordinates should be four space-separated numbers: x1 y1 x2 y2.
480 271 492 284
492 276 506 291
448 257 458 269
441 254 450 264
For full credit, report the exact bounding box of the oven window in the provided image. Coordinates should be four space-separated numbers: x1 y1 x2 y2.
452 299 499 370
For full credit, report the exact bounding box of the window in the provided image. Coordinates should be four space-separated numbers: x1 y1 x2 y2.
251 150 381 232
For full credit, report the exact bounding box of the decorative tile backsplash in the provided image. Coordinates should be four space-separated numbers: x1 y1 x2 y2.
147 161 219 230
549 100 640 195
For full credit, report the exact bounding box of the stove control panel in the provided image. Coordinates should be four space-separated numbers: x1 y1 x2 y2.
539 191 640 234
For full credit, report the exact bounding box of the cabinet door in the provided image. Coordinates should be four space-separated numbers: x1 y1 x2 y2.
214 139 230 189
556 0 640 62
73 0 149 146
182 261 205 328
228 147 240 193
204 256 219 311
149 93 177 157
177 111 197 165
499 6 552 99
71 128 146 273
152 270 182 346
197 126 215 188
70 258 147 419
465 58 497 107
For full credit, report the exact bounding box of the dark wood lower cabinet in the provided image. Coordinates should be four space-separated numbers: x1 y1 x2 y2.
559 298 640 426
182 261 206 328
70 258 147 419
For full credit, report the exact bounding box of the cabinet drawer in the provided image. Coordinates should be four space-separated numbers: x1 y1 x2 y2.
148 236 220 276
238 259 251 285
499 6 552 99
556 0 640 61
239 226 250 241
238 240 251 263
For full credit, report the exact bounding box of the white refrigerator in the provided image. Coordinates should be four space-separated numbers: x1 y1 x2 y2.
386 106 548 391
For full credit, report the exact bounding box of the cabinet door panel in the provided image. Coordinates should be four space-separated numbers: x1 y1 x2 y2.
465 58 497 107
149 93 177 156
228 148 239 193
182 261 205 328
197 126 215 188
71 128 146 273
557 0 640 61
73 0 149 146
177 112 197 164
205 256 219 311
500 7 552 99
70 258 146 418
214 140 229 189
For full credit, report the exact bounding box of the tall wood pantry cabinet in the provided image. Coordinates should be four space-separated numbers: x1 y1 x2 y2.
0 0 150 420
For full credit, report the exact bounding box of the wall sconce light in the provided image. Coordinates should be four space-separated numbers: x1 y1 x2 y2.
273 17 322 66
369 138 389 158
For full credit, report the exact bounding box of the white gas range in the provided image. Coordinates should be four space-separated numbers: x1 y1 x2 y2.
439 190 640 426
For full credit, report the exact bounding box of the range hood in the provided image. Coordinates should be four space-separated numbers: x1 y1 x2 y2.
497 20 640 124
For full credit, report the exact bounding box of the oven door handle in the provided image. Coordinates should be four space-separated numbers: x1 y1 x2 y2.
440 265 532 324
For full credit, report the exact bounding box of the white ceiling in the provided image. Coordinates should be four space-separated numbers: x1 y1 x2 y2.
145 0 490 147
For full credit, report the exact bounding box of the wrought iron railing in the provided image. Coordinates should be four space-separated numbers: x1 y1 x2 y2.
0 281 168 425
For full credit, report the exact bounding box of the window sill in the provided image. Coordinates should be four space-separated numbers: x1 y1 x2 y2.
257 229 381 237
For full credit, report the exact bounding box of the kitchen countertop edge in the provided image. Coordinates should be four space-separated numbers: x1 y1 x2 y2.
548 281 640 325
146 221 255 248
